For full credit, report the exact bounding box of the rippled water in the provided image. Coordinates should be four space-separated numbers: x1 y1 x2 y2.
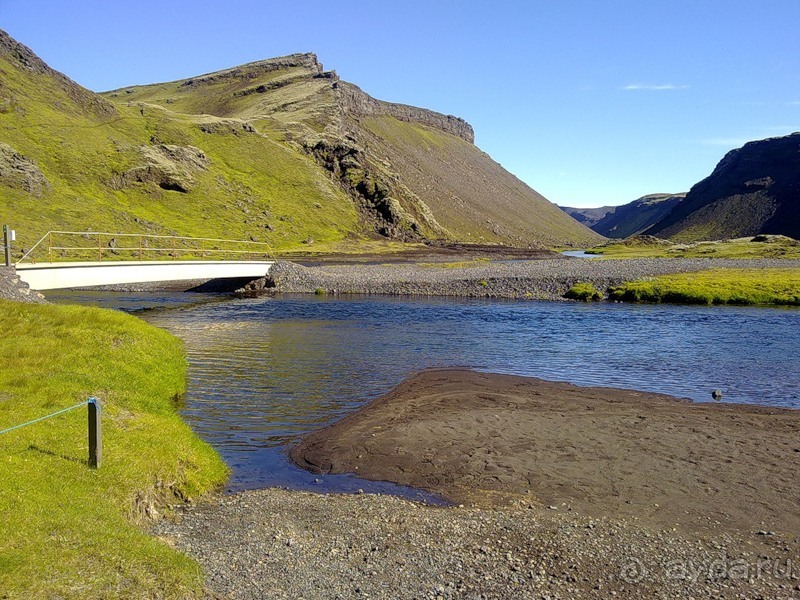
51 291 800 494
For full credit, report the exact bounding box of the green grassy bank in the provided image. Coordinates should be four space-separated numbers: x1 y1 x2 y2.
585 235 800 259
608 268 800 306
0 301 228 598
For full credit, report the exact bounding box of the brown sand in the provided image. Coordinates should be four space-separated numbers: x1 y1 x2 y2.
291 369 800 544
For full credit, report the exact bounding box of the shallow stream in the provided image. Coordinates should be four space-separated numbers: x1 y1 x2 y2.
51 291 800 496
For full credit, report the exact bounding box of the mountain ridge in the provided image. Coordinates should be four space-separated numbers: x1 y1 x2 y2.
561 193 686 238
0 31 602 255
645 132 800 241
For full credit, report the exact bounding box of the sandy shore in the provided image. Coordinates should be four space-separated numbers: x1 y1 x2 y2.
292 370 800 541
156 370 800 599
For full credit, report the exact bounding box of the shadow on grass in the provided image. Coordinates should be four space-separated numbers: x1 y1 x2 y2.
27 444 88 466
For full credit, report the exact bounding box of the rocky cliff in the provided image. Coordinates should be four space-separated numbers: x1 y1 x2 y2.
646 133 800 241
336 81 474 143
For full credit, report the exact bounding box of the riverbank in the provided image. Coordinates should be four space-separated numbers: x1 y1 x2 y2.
153 486 798 599
0 300 227 597
0 265 46 302
291 370 800 539
156 369 800 599
241 257 800 301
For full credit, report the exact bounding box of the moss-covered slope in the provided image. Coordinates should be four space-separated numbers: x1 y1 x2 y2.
106 51 601 248
1 30 600 255
0 34 360 257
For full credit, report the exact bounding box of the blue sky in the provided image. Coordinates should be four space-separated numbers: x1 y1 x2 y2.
2 0 798 207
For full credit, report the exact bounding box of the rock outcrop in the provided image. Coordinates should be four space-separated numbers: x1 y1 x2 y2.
0 266 46 303
177 53 325 88
113 144 210 193
0 142 49 197
337 81 474 144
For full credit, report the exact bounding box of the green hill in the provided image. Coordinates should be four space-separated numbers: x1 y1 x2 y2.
0 30 601 258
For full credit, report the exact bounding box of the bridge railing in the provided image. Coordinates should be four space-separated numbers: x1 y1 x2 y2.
16 231 274 264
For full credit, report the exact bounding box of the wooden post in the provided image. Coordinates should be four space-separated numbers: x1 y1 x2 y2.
88 397 102 469
48 231 52 262
98 234 102 261
3 225 10 267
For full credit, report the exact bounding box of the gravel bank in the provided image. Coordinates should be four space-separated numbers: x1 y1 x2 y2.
240 258 800 300
0 266 46 303
154 488 799 599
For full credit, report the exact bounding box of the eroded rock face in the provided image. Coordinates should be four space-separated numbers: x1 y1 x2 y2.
114 144 210 193
337 81 475 144
0 142 49 197
305 137 448 240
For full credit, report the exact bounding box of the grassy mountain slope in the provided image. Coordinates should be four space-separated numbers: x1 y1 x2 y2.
0 30 600 256
105 52 602 248
645 133 800 242
562 193 685 238
0 33 363 259
358 115 595 246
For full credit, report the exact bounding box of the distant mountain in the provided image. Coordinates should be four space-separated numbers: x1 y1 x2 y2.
0 29 601 256
645 133 800 241
560 194 685 238
559 205 616 228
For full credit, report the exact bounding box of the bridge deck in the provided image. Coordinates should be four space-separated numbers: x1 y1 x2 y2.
16 260 274 291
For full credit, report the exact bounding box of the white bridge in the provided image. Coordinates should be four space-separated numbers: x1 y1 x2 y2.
13 231 274 291
16 260 274 291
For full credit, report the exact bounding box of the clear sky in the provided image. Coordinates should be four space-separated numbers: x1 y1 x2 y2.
2 0 799 207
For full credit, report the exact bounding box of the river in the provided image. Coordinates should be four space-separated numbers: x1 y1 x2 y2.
50 291 800 496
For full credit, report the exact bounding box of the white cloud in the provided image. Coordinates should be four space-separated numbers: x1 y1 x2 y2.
623 83 689 91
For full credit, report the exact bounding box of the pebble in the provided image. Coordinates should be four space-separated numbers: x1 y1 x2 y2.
250 258 800 301
152 488 793 599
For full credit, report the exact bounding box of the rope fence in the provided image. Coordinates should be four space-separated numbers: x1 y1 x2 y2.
0 397 102 468
0 400 89 435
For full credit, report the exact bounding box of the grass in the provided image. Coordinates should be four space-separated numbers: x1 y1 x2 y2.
608 268 800 306
585 235 800 259
0 300 228 598
564 282 603 301
0 51 361 260
415 258 491 269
